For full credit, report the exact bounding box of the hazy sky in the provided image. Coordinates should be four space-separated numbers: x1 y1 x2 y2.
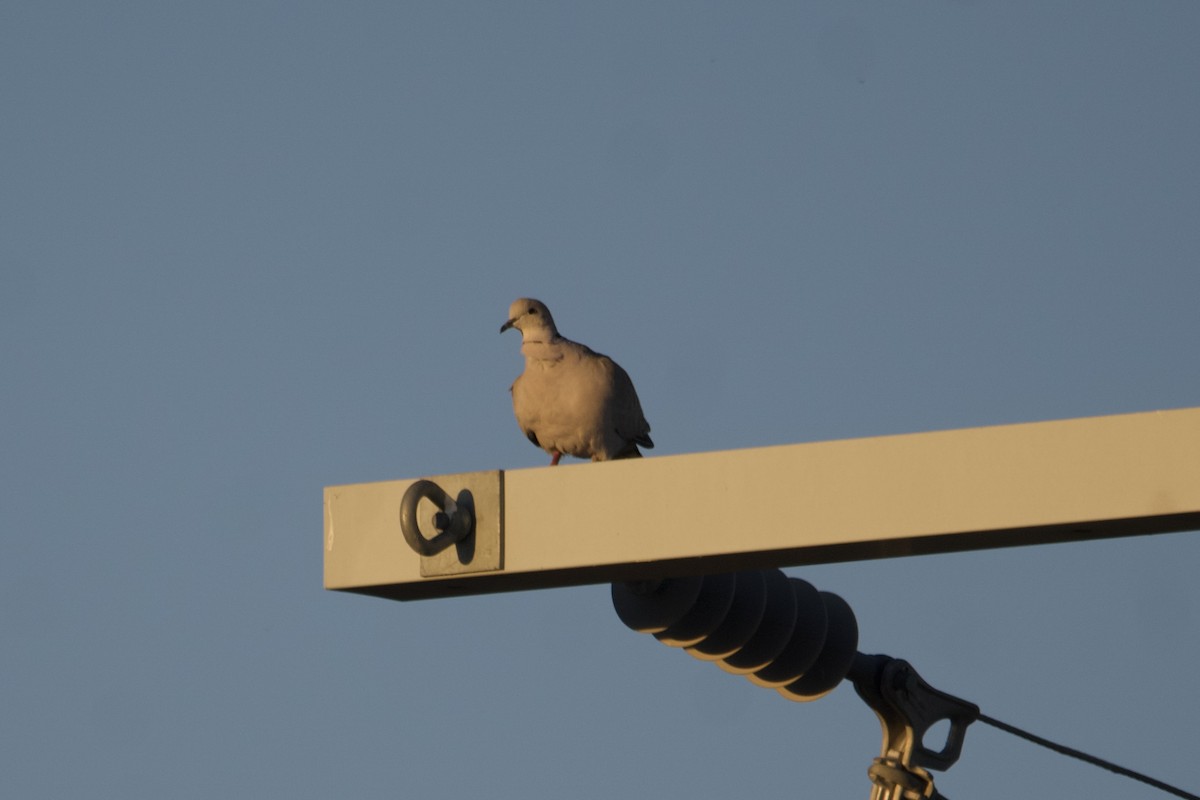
4 2 1199 798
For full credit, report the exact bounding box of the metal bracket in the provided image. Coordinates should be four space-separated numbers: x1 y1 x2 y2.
398 471 503 577
848 653 979 800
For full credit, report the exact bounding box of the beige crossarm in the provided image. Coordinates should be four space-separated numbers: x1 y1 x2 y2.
324 407 1200 601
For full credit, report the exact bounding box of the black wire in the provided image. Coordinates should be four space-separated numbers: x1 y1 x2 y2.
977 712 1200 800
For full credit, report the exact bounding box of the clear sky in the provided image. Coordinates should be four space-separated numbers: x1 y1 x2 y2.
3 2 1199 798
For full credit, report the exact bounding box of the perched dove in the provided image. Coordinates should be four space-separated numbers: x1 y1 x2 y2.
501 298 653 465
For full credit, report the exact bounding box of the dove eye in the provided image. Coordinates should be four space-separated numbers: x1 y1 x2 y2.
528 306 538 314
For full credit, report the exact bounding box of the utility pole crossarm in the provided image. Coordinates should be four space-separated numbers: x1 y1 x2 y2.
324 407 1200 601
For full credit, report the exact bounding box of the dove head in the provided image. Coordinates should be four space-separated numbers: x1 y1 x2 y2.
500 298 559 342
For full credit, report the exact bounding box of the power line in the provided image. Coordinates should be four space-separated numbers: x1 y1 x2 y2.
610 575 1197 799
977 712 1199 800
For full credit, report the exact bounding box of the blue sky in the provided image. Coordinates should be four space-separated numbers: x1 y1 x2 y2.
3 2 1199 798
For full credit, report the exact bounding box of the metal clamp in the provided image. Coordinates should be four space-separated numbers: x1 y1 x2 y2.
849 653 980 800
399 479 475 557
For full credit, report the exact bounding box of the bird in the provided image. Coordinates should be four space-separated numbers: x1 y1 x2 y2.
500 298 653 465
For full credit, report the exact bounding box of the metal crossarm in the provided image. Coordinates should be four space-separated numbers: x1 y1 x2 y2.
325 407 1200 601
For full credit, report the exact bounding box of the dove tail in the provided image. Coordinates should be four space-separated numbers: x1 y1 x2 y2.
612 444 644 460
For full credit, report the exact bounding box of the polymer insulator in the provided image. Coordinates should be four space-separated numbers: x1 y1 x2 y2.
611 568 859 702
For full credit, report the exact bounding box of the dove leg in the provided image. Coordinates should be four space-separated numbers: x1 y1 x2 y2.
550 451 562 466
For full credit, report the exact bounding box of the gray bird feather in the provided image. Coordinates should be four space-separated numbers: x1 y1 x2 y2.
501 298 653 464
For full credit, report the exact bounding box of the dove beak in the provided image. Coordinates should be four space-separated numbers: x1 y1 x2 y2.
500 318 517 333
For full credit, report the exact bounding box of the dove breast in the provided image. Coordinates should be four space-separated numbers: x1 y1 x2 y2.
512 337 651 462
